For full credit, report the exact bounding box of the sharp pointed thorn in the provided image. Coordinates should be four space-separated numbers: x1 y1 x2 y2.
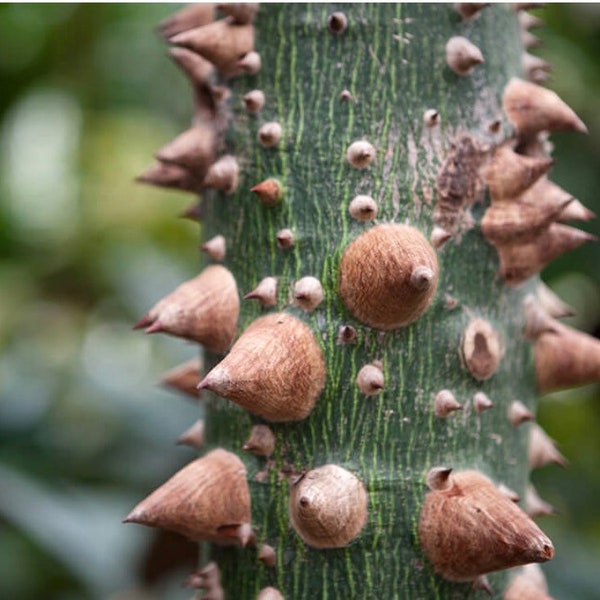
236 523 253 547
156 4 215 40
122 510 140 524
145 321 164 335
133 315 154 330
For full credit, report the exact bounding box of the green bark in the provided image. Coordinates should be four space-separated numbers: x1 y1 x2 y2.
200 4 535 598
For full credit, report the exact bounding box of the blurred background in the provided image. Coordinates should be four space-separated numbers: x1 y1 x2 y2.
0 4 598 599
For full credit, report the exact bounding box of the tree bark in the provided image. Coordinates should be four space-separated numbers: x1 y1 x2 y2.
201 4 533 599
131 3 596 599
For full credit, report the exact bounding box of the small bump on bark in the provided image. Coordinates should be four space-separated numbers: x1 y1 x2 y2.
293 277 324 312
529 423 568 469
487 117 502 135
461 318 502 381
423 109 440 128
445 36 484 76
258 544 277 567
200 234 226 262
508 400 535 426
258 122 283 147
242 424 276 457
474 392 494 414
236 50 261 75
430 226 452 248
244 277 278 308
203 155 240 193
356 363 385 395
289 465 368 548
434 390 463 418
445 294 458 310
410 266 436 291
257 587 284 600
327 12 348 35
177 419 205 449
243 89 266 113
426 467 453 491
340 89 353 102
251 178 283 206
337 324 357 345
349 195 378 221
276 228 295 249
346 140 376 169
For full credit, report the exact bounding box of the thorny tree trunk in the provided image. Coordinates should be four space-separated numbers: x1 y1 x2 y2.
128 4 599 600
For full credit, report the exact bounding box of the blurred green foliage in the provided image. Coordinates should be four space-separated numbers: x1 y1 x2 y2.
0 4 598 600
0 4 203 599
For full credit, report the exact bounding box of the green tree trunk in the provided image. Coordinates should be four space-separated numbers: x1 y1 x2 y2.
130 3 596 599
204 4 528 598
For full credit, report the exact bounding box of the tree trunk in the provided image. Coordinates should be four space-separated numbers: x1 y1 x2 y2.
130 3 598 599
204 4 525 599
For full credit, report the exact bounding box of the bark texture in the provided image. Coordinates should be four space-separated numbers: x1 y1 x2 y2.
131 3 598 599
199 4 534 598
